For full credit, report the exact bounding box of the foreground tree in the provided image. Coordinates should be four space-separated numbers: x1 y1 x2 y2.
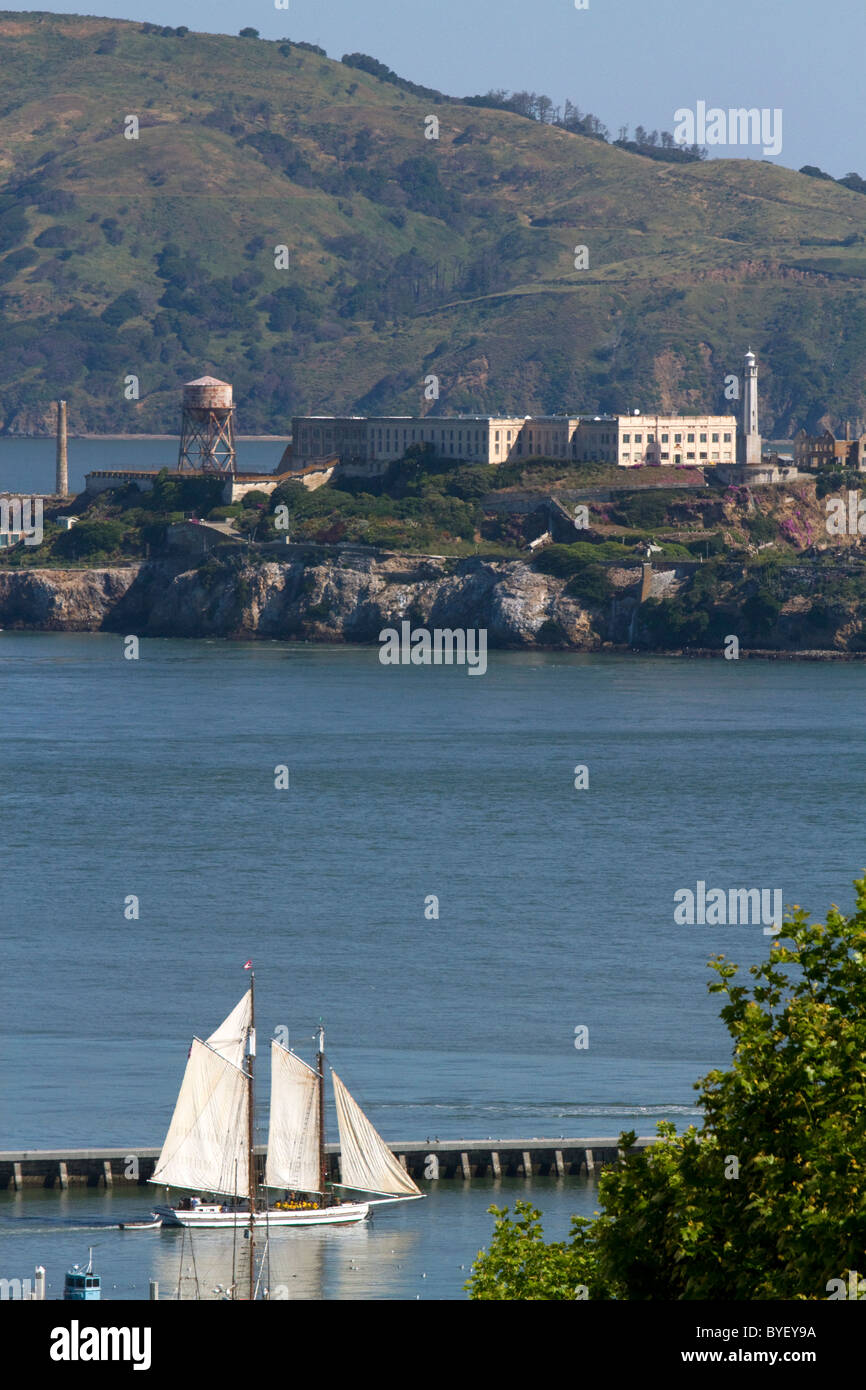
467 876 866 1299
463 1201 607 1301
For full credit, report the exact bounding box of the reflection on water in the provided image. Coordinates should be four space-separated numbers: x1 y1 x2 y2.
1 1180 592 1301
148 1222 421 1300
143 1209 420 1300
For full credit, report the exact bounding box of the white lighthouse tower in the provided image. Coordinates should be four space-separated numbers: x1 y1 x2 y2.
740 348 762 465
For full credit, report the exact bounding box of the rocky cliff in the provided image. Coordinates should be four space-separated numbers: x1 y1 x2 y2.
3 548 866 653
0 552 627 647
0 566 139 630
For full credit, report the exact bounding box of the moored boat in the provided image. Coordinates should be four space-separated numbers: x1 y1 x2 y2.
63 1250 101 1300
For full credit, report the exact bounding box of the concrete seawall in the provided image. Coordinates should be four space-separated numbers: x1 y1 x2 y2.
0 1138 655 1189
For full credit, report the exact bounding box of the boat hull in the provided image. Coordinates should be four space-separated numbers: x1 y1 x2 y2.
153 1202 370 1228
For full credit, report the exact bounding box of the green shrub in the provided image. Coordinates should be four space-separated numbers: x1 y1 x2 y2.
564 564 613 605
654 541 695 559
609 491 678 529
532 544 588 578
639 596 709 647
445 466 498 501
816 468 861 500
687 533 728 557
746 513 779 543
53 519 126 559
101 289 143 326
533 543 620 576
742 589 781 637
148 470 226 514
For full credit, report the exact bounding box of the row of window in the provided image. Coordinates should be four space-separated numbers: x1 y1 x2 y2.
621 452 735 462
622 432 732 445
305 427 493 447
374 429 487 444
304 425 735 449
622 451 734 460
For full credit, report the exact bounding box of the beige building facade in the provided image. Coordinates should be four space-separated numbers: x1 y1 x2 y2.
291 411 738 473
291 415 529 473
576 414 737 466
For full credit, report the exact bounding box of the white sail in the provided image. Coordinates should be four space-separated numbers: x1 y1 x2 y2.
205 989 252 1069
331 1069 421 1198
150 1038 249 1197
265 1042 321 1192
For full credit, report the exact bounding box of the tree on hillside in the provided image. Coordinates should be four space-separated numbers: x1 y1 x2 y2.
467 874 866 1299
53 519 126 559
742 588 782 638
838 172 866 196
101 289 143 327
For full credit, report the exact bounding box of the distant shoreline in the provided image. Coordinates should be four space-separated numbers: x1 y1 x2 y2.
0 620 861 661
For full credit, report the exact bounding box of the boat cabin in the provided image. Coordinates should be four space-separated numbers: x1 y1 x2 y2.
64 1266 101 1301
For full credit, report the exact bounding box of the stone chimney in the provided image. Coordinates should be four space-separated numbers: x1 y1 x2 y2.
56 399 68 498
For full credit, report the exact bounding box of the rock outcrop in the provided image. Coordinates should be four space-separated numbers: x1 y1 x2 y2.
0 566 138 629
0 552 631 647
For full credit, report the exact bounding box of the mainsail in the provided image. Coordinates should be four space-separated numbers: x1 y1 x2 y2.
265 1042 321 1193
149 994 251 1197
331 1069 422 1198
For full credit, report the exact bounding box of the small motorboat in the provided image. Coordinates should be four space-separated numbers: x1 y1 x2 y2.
119 1216 163 1230
64 1250 101 1300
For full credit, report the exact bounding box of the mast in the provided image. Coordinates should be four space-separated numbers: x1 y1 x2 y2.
316 1023 328 1204
247 970 256 1300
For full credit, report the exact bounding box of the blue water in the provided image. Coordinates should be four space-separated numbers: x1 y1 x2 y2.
2 521 866 1295
0 1178 599 1302
2 633 864 1151
0 437 286 496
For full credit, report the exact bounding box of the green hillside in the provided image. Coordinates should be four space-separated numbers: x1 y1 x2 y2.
2 11 866 435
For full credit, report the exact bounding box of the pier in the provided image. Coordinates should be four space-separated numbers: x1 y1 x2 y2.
0 1138 654 1190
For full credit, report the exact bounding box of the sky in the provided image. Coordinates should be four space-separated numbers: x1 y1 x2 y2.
27 0 866 178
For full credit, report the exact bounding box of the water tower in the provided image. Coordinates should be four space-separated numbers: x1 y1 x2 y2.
177 375 236 472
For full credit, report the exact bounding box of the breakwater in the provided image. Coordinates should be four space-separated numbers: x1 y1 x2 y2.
0 1138 654 1190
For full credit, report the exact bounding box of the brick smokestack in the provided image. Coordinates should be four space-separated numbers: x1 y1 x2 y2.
56 399 68 498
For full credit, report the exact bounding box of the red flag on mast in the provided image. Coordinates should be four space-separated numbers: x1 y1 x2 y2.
243 959 253 970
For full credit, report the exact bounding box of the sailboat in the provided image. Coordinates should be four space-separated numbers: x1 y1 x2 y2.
149 975 423 1233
